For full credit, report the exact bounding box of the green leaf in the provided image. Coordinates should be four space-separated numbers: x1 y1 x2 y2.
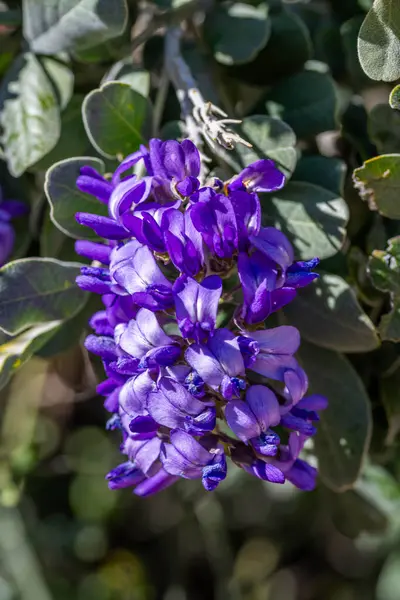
284 274 379 353
341 16 372 88
264 68 337 138
369 237 400 294
82 81 152 159
0 322 61 391
293 156 346 195
23 0 128 55
368 104 400 154
381 368 400 445
44 156 107 239
0 258 87 336
235 115 297 179
358 0 400 82
353 154 400 219
378 300 400 341
262 181 349 260
369 237 400 342
40 56 74 110
204 2 270 66
0 53 61 177
104 61 151 97
377 552 400 600
298 340 372 492
389 84 400 110
37 294 100 357
229 8 311 86
32 95 90 171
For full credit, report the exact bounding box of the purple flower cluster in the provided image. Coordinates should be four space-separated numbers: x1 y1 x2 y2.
75 138 327 497
0 187 27 266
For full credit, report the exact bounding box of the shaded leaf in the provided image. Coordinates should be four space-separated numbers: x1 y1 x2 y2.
236 115 297 179
298 340 372 492
377 552 400 600
32 95 90 171
23 0 128 55
293 156 346 195
0 53 61 177
44 156 107 239
0 322 60 391
284 274 379 353
368 104 400 154
369 237 400 342
230 8 311 86
381 368 400 445
341 16 372 89
82 81 152 158
264 68 337 138
262 181 349 260
353 154 400 219
204 2 270 66
0 258 87 335
358 0 400 82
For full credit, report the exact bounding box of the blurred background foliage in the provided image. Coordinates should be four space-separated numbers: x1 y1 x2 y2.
1 0 400 598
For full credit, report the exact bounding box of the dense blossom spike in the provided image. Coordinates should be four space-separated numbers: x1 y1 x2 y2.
75 137 327 497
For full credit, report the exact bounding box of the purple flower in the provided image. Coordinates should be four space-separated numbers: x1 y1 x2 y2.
115 308 181 368
250 226 294 274
229 159 285 194
238 251 294 324
189 190 238 259
121 202 178 253
149 138 201 198
161 430 226 491
147 377 216 435
285 258 320 288
225 385 281 456
173 274 222 342
110 240 173 310
228 189 261 250
76 166 113 204
243 326 300 381
162 208 204 276
0 191 28 266
185 328 245 399
75 135 327 497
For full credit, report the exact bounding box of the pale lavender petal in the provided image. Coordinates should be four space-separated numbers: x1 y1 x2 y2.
251 326 301 355
225 400 260 441
246 385 281 429
185 344 224 389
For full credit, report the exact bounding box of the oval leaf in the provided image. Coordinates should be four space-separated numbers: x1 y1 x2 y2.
358 0 400 82
45 156 107 239
293 156 346 195
353 154 400 219
23 0 128 55
82 81 152 158
368 104 400 154
264 68 337 139
284 274 379 353
298 340 372 492
0 322 60 391
262 181 349 260
0 53 61 177
0 258 87 335
236 115 297 179
204 2 270 66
